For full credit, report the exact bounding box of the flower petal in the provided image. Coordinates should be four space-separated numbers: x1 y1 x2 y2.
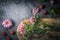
32 7 39 15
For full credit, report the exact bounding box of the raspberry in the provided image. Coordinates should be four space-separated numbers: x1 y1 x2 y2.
39 4 44 9
6 37 11 40
10 30 15 35
2 31 6 36
43 10 47 15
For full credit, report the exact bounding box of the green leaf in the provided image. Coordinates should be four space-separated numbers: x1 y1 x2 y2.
34 14 41 27
34 26 46 34
50 9 55 15
41 22 47 28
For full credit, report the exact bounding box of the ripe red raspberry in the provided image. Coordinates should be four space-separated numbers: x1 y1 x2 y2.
43 10 47 15
2 31 7 36
10 30 15 35
39 4 44 9
6 37 11 40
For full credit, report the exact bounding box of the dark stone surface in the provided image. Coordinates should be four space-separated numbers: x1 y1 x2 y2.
0 0 60 40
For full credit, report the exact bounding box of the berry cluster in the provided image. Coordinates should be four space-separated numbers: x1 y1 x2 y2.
2 30 15 40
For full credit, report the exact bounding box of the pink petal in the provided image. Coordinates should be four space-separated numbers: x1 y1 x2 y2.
32 8 39 15
20 31 25 35
30 17 35 24
19 22 25 35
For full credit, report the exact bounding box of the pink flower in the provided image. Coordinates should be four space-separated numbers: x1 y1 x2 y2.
32 7 39 15
20 31 25 35
2 19 13 28
19 22 25 35
30 17 35 24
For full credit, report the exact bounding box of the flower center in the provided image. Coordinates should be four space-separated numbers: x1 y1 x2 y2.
5 21 9 25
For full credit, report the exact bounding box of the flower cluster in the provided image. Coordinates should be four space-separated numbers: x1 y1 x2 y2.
19 4 48 35
30 7 39 24
19 7 40 35
19 22 25 35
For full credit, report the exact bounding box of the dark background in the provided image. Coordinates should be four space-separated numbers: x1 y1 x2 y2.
0 0 60 40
